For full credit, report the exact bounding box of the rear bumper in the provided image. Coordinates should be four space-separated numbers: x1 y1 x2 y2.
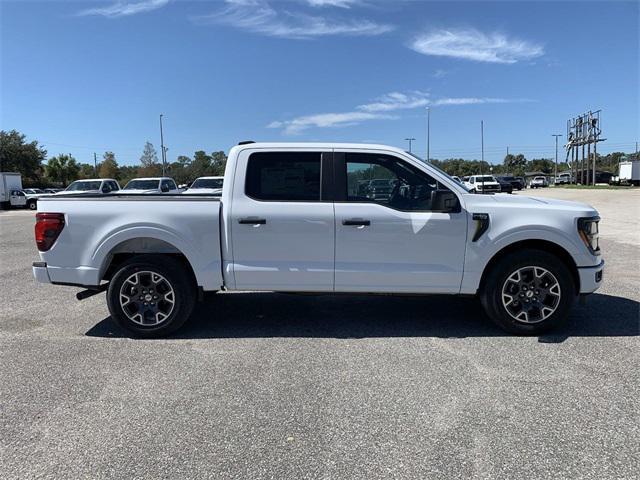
32 262 51 283
577 260 604 294
32 262 100 287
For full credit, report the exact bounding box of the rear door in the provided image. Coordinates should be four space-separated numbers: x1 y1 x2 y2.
229 149 335 291
333 151 467 293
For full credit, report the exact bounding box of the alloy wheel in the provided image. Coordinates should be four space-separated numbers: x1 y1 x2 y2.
501 266 561 324
119 270 175 326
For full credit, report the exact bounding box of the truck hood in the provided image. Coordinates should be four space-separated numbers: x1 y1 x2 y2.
464 192 597 214
55 189 101 195
182 188 222 195
120 189 160 194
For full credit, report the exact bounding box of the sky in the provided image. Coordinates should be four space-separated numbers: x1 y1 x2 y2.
1 0 638 166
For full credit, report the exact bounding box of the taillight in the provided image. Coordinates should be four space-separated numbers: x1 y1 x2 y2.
35 213 65 252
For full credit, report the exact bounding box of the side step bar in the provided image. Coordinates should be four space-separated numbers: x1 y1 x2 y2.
76 283 109 301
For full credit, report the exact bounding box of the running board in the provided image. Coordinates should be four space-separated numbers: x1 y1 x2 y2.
76 283 108 301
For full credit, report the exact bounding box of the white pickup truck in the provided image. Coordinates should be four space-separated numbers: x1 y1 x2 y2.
32 142 604 337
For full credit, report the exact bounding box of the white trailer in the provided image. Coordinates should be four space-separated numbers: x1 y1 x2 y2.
619 160 640 186
0 172 26 209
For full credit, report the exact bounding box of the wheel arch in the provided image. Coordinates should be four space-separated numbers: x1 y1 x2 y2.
100 237 197 287
479 239 580 295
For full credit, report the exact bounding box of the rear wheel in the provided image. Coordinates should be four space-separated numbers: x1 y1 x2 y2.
107 255 196 337
480 249 576 335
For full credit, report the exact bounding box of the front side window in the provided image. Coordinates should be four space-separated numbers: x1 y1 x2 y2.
344 153 454 211
246 152 321 201
124 180 160 190
192 178 223 189
66 181 102 191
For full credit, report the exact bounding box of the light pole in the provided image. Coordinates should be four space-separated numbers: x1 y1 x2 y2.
405 137 416 153
552 134 562 185
426 107 430 162
160 114 166 176
481 120 485 192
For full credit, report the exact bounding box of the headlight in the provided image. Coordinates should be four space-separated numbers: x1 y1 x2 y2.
578 216 600 254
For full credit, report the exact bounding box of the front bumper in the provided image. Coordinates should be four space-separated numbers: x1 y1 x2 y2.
577 260 604 294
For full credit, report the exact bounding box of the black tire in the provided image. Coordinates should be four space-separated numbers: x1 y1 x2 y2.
27 200 37 210
107 255 196 338
480 249 576 335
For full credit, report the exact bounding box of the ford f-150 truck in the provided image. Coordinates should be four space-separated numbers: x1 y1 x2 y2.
32 142 604 337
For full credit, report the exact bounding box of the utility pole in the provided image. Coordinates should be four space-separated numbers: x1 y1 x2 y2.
405 137 415 153
160 114 166 176
426 107 430 162
552 134 562 184
481 120 485 192
94 152 98 176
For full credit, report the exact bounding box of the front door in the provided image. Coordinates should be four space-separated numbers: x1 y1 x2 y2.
230 150 335 292
333 152 467 293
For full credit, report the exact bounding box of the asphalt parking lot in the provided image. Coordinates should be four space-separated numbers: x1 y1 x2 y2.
1 188 639 479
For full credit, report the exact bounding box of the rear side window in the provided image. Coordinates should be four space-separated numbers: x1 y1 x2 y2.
245 152 321 201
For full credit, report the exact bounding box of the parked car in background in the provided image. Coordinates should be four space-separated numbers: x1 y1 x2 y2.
43 188 63 194
451 176 462 183
183 176 224 196
617 159 640 186
495 177 513 194
122 177 180 194
22 188 50 210
496 175 524 190
530 176 548 188
57 179 120 195
368 178 394 201
554 172 574 185
464 175 501 194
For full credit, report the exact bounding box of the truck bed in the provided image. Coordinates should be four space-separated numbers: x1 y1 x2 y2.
35 195 223 290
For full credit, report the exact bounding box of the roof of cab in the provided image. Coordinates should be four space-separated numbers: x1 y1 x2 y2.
230 142 411 156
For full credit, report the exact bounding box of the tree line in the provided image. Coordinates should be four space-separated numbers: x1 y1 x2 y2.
1 129 636 187
0 130 227 188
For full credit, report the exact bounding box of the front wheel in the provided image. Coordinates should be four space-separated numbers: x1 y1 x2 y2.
107 255 196 338
27 200 37 210
480 249 576 335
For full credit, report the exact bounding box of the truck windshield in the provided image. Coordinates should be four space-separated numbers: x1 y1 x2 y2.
191 178 223 189
65 181 101 191
124 180 160 190
476 176 496 182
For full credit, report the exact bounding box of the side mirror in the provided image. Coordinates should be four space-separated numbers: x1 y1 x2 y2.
160 183 170 193
431 190 460 213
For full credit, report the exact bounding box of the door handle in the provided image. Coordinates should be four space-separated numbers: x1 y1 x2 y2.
239 218 266 225
342 219 371 226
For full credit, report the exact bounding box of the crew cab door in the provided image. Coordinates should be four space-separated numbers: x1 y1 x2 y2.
333 151 467 293
10 190 27 207
229 150 335 291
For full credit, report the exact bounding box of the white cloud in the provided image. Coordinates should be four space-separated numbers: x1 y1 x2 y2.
410 28 544 64
432 69 448 78
306 0 359 8
268 111 395 134
432 97 531 106
192 0 394 39
268 92 533 134
357 91 430 112
78 0 170 17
